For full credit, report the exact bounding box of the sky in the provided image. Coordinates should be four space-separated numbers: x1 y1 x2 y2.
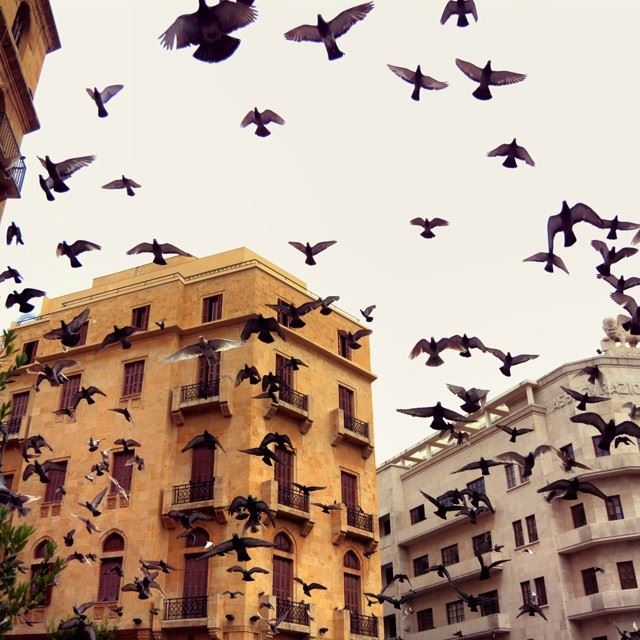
2 0 640 464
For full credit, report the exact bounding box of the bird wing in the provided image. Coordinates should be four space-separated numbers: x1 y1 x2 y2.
536 479 570 493
616 421 640 438
615 247 639 261
159 11 201 49
578 481 608 500
514 145 535 166
158 243 191 256
496 451 525 466
409 217 426 228
533 444 557 458
510 353 539 365
591 239 609 257
240 111 257 127
261 110 285 125
328 2 374 38
489 70 527 86
85 386 107 397
352 328 373 341
90 487 107 508
487 144 511 158
57 156 96 178
21 288 46 300
571 202 603 227
420 75 448 90
308 583 327 591
164 343 203 363
440 1 456 24
310 240 337 255
212 1 258 33
485 347 506 362
452 460 482 473
465 0 478 20
102 179 126 190
387 64 414 84
240 538 278 549
100 84 124 103
397 407 433 418
284 24 322 42
569 412 607 434
67 308 90 332
455 58 483 81
69 240 102 255
209 338 247 352
430 218 449 229
446 383 466 398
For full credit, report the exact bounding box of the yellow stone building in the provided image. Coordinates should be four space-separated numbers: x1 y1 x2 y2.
2 248 381 640
0 0 60 220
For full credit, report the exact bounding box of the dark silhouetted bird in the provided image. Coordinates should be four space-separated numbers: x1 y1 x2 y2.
86 85 124 118
182 430 225 453
456 58 526 100
114 438 141 454
598 215 640 241
474 547 510 580
317 295 340 315
363 592 413 610
449 334 486 357
280 356 307 372
155 319 166 330
615 436 633 448
239 446 281 466
63 529 75 547
74 386 107 408
575 364 605 386
592 240 638 277
546 201 602 250
446 384 489 413
27 359 78 391
265 299 322 329
560 386 608 411
289 241 337 265
517 603 547 620
337 328 372 350
623 402 640 420
497 445 557 478
43 308 90 348
197 533 277 562
236 364 261 386
409 336 461 366
127 239 192 265
0 266 22 284
397 401 476 431
96 325 140 351
450 586 496 612
380 574 412 593
260 432 295 453
227 565 269 581
487 138 534 168
38 174 54 201
23 459 67 484
387 64 448 100
38 155 95 193
228 494 275 532
311 501 341 514
453 457 507 476
497 425 534 443
78 488 107 517
537 476 608 501
410 217 448 239
241 108 285 137
284 3 374 61
419 489 465 519
570 412 640 453
168 509 215 530
102 175 141 196
241 314 286 343
56 240 101 268
523 250 569 275
165 336 246 367
294 577 328 596
223 590 243 599
612 293 640 335
441 0 477 26
360 305 376 322
485 348 538 377
159 0 258 63
110 407 133 423
292 482 326 496
6 221 23 245
601 274 640 294
5 288 45 313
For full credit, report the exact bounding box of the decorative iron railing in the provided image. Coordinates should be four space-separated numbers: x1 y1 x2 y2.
277 482 309 512
163 596 208 620
347 505 373 532
276 597 310 626
172 479 215 505
344 414 369 438
0 416 21 435
278 384 309 411
350 612 378 637
0 113 25 199
180 379 220 403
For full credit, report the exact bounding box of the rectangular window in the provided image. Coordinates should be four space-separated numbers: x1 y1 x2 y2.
446 600 465 625
606 495 624 521
338 331 352 360
533 577 548 606
383 614 397 638
275 353 293 390
571 503 587 528
98 557 123 601
381 563 394 587
466 477 486 495
276 298 291 328
409 505 425 525
76 321 89 346
592 435 610 457
412 554 429 577
43 461 67 503
441 544 459 567
338 385 355 418
131 305 150 330
11 390 29 419
2 474 14 490
22 340 38 365
198 355 220 389
525 514 538 543
416 608 434 631
122 360 145 397
340 471 358 508
505 464 516 489
58 374 81 411
520 580 532 605
582 568 599 595
378 514 391 537
472 531 492 554
201 294 223 323
617 561 638 590
560 443 574 461
513 520 525 547
30 564 53 606
111 451 134 493
479 590 499 616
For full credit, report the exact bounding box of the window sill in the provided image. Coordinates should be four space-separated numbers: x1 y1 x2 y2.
506 480 531 493
514 540 540 552
119 394 141 401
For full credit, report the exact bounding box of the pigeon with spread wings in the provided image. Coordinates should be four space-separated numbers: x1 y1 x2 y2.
86 85 123 118
560 386 608 411
165 336 246 368
537 476 608 501
0 266 22 284
289 241 337 265
197 533 277 562
44 308 89 348
241 314 286 344
546 201 603 250
441 0 477 26
56 240 101 269
127 239 192 266
27 359 78 391
487 138 534 168
38 155 95 194
265 299 322 329
409 337 461 366
410 217 449 239
446 384 489 413
96 325 140 352
591 240 638 277
474 547 510 580
103 175 141 197
570 412 640 453
5 288 45 313
523 249 569 275
455 58 525 101
496 445 557 478
241 108 285 137
485 348 538 377
387 64 448 100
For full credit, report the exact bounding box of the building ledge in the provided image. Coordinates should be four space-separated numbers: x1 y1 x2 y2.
557 516 640 555
566 589 640 621
262 479 314 536
170 377 232 425
263 385 312 434
331 408 373 459
331 505 377 546
398 508 493 547
161 477 228 527
409 613 510 639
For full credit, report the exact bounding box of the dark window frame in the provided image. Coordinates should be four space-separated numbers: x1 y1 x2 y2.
512 519 525 547
525 514 538 543
446 600 465 625
571 503 587 528
617 561 638 590
379 514 391 537
606 495 624 521
131 305 150 331
441 543 459 567
121 360 145 397
412 554 429 577
409 504 426 525
416 608 434 631
201 294 223 323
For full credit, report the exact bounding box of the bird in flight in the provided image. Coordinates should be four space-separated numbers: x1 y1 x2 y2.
441 0 478 27
86 85 123 118
43 308 90 348
56 240 101 269
446 384 489 413
5 288 46 314
165 336 246 368
284 3 374 61
455 58 526 101
485 348 538 377
410 217 449 239
127 239 192 265
591 240 638 277
523 249 569 275
496 425 534 443
241 314 286 344
560 386 608 411
409 336 461 366
6 222 23 246
102 175 141 197
241 108 285 137
487 138 534 168
289 241 337 265
387 64 448 101
38 155 95 194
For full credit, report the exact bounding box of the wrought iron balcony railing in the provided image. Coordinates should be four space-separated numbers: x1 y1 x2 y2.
347 505 374 532
0 416 22 435
344 414 369 438
276 597 310 626
163 596 208 620
350 612 378 637
278 384 309 411
277 482 309 512
180 379 220 403
0 113 25 199
172 479 215 505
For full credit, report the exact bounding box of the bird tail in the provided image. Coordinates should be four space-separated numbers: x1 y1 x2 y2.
411 86 421 101
19 302 35 313
426 354 444 367
459 350 472 358
121 339 132 350
326 40 344 61
45 189 55 202
69 255 82 269
237 548 251 562
472 85 492 101
596 263 610 276
457 13 469 27
256 123 271 138
126 185 135 196
420 230 435 239
563 229 577 247
87 396 95 405
502 156 517 168
98 105 109 118
499 365 511 376
193 35 240 63
153 256 168 266
305 256 317 266
53 180 70 193
606 229 617 240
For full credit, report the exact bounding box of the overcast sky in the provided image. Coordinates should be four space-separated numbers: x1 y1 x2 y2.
2 0 639 462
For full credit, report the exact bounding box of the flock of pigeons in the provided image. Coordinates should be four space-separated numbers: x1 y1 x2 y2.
1 0 640 638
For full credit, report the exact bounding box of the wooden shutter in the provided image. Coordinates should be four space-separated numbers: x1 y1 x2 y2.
341 471 358 507
202 295 222 323
338 386 355 416
122 361 145 396
343 573 361 613
59 375 81 410
197 356 220 386
44 462 67 503
183 555 209 597
111 452 134 493
77 322 89 346
274 447 294 485
131 306 150 330
273 556 293 599
275 354 292 388
190 447 214 501
98 557 122 601
11 391 29 418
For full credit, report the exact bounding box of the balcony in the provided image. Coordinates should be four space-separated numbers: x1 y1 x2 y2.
261 480 313 535
277 597 311 630
350 612 378 637
161 477 228 526
0 113 26 201
0 415 27 439
170 377 231 425
263 383 312 433
566 589 640 621
410 613 511 639
557 516 640 555
331 503 377 546
163 596 208 621
331 409 373 459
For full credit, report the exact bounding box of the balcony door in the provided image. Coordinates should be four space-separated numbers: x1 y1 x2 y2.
339 385 355 417
275 447 294 505
344 573 361 614
341 471 358 508
273 556 293 599
197 356 220 394
183 554 208 617
190 446 214 502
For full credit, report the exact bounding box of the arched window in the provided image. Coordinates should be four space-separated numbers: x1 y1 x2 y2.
344 551 360 570
31 540 54 606
186 527 209 548
343 550 362 614
273 532 294 604
102 533 125 553
274 532 293 553
34 539 51 559
11 2 30 52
